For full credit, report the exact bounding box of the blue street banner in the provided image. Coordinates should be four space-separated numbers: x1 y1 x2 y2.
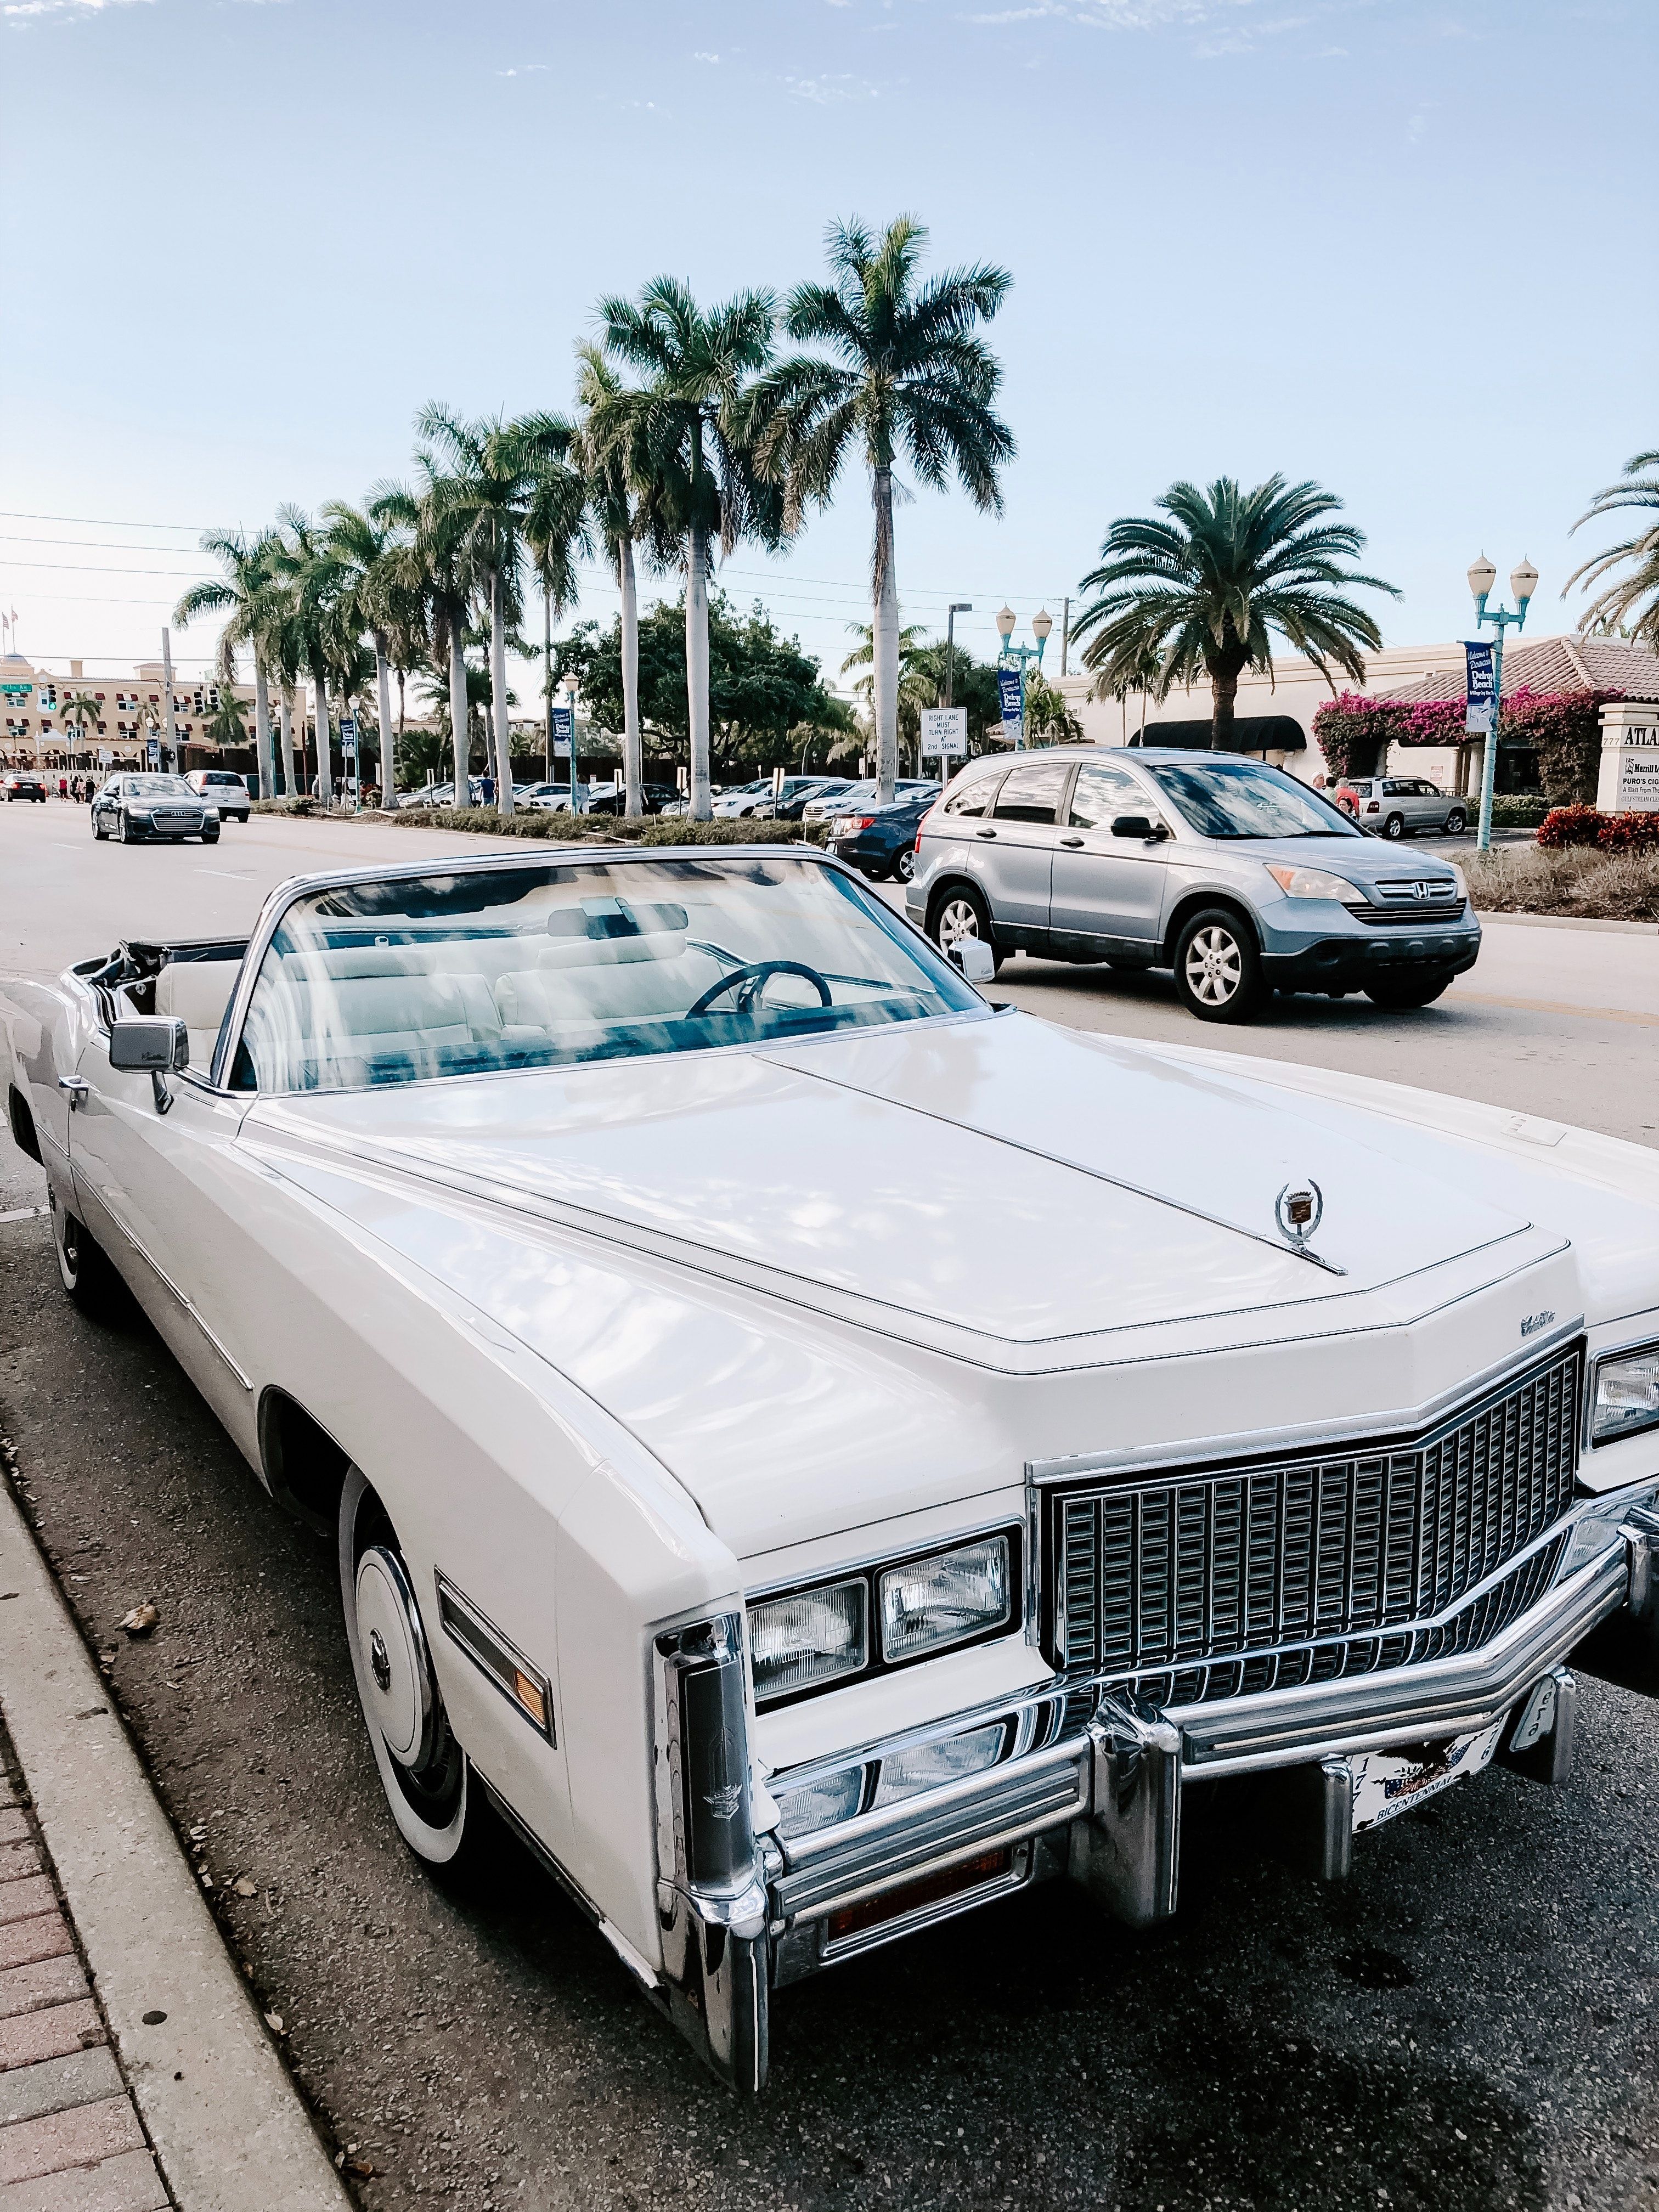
339 715 357 758
550 705 573 758
1464 641 1498 735
997 664 1024 743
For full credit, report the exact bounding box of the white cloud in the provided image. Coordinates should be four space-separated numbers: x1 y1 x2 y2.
692 47 719 59
783 70 883 100
4 0 153 18
495 61 548 75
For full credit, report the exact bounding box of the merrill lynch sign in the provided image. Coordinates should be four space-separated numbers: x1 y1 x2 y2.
1596 704 1659 814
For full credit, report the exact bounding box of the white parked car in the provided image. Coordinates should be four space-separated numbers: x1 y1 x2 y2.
5 845 1659 2094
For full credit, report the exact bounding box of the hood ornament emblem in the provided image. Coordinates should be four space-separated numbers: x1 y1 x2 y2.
1274 1180 1344 1274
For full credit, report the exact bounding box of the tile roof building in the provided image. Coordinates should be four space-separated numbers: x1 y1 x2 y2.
1379 634 1659 707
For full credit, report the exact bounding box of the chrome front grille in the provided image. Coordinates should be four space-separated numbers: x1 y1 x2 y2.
1052 1345 1581 1683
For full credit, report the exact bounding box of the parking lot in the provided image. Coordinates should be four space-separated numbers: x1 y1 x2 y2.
3 800 1659 2212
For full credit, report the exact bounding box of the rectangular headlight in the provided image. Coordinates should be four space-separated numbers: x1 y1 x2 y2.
776 1764 866 1840
872 1722 1007 1810
878 1536 1011 1665
749 1579 868 1703
1592 1344 1659 1443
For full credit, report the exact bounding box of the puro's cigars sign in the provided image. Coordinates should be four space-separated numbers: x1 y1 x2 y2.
1596 701 1659 815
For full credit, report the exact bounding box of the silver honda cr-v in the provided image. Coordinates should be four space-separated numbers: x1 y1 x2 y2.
905 746 1481 1022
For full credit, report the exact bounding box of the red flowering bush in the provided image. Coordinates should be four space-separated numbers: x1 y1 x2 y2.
1597 810 1659 853
1536 804 1603 848
1536 805 1659 851
1502 688 1615 805
1314 691 1474 778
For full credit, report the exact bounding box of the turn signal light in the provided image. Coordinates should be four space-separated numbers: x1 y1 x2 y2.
825 1847 1013 1945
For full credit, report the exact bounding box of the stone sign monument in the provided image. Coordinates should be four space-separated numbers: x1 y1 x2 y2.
1596 700 1659 815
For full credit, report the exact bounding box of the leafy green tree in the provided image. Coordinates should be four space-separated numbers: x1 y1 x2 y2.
597 277 783 818
1565 450 1659 646
1072 476 1397 749
841 622 935 765
1019 670 1083 744
573 592 848 779
173 528 282 794
755 216 1013 803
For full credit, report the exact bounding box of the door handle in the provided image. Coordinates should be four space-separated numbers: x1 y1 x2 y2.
58 1077 90 1111
974 827 997 839
1059 836 1084 848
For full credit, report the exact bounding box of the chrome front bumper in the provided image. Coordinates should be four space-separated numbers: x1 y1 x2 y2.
661 1485 1659 2091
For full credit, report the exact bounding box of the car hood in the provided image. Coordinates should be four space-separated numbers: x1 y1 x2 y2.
244 1013 1600 1557
1209 834 1460 889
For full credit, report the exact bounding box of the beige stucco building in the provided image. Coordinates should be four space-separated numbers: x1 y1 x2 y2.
0 654 261 770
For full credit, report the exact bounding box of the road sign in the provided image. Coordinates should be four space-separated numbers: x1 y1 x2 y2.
919 707 967 760
146 738 160 768
340 715 357 758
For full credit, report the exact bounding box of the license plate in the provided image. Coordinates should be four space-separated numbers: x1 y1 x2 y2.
1350 1717 1505 1832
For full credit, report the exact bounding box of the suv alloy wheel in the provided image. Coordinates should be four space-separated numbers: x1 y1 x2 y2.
930 884 1003 975
1173 906 1265 1024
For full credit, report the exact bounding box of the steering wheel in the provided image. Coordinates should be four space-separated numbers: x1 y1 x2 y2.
686 959 834 1019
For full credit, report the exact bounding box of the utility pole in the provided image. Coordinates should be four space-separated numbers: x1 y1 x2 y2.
1060 597 1070 679
945 603 972 708
160 628 178 772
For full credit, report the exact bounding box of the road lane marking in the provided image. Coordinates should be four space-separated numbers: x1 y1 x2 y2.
1454 990 1659 1028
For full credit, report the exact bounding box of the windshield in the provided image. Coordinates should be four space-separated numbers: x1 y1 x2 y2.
123 776 190 798
1143 758 1360 840
232 854 981 1093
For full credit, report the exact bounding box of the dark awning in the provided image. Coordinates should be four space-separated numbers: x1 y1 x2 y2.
1129 715 1307 755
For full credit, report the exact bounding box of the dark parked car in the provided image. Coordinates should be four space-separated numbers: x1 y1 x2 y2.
91 772 219 845
827 791 936 883
2 772 47 803
585 781 680 816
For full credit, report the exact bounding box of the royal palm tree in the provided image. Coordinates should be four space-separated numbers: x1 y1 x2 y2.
1071 476 1398 748
408 407 574 815
523 408 590 806
1564 450 1659 646
755 216 1013 803
574 345 653 816
322 501 410 808
173 528 281 795
597 277 782 819
269 507 349 803
371 472 478 799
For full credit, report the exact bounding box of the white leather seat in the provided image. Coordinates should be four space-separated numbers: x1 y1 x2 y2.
155 959 239 1071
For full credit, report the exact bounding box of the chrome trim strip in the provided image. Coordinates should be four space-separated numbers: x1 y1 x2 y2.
433 1569 555 1743
89 1193 252 1391
1026 1316 1585 1487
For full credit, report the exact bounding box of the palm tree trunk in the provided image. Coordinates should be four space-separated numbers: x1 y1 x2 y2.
374 634 396 811
446 610 470 800
313 669 332 805
619 531 643 819
871 466 899 806
276 686 292 797
1211 666 1239 752
686 524 712 821
252 658 273 801
488 567 515 815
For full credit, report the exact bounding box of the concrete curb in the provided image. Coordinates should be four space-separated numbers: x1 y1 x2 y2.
0 1467 351 2212
1474 909 1659 938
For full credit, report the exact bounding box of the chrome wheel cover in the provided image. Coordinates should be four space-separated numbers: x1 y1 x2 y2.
1184 924 1242 1006
353 1544 437 1776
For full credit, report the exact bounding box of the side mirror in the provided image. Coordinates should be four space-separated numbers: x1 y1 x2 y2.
109 1016 188 1113
1111 815 1163 841
949 939 997 984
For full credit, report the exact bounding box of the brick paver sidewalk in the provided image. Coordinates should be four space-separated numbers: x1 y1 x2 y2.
0 1725 168 2212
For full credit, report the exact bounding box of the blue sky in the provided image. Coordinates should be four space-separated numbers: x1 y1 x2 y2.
1 0 1650 686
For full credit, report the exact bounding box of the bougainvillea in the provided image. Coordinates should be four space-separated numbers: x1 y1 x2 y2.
1312 691 1465 778
1316 683 1618 802
1537 805 1659 851
1499 687 1615 805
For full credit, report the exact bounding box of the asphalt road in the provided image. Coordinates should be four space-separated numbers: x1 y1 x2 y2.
2 800 1658 2212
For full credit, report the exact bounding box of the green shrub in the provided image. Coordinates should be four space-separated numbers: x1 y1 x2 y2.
385 805 829 849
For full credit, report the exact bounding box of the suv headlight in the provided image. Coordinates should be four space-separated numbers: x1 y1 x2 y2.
749 1579 867 1701
1591 1342 1659 1444
1264 863 1365 904
878 1536 1011 1664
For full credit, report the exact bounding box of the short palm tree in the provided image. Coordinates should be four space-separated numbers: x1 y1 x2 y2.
755 216 1014 803
597 276 783 819
173 528 281 795
1564 450 1659 646
840 621 935 768
204 683 250 749
1071 476 1398 747
61 692 101 758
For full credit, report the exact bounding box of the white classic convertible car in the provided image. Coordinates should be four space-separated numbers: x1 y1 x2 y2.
5 845 1659 2092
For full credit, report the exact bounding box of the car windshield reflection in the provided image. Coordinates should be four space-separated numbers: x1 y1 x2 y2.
1144 757 1361 840
233 854 983 1093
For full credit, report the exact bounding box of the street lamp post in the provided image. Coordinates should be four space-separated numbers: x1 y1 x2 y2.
944 602 972 709
563 674 582 814
1466 553 1539 851
995 607 1053 749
